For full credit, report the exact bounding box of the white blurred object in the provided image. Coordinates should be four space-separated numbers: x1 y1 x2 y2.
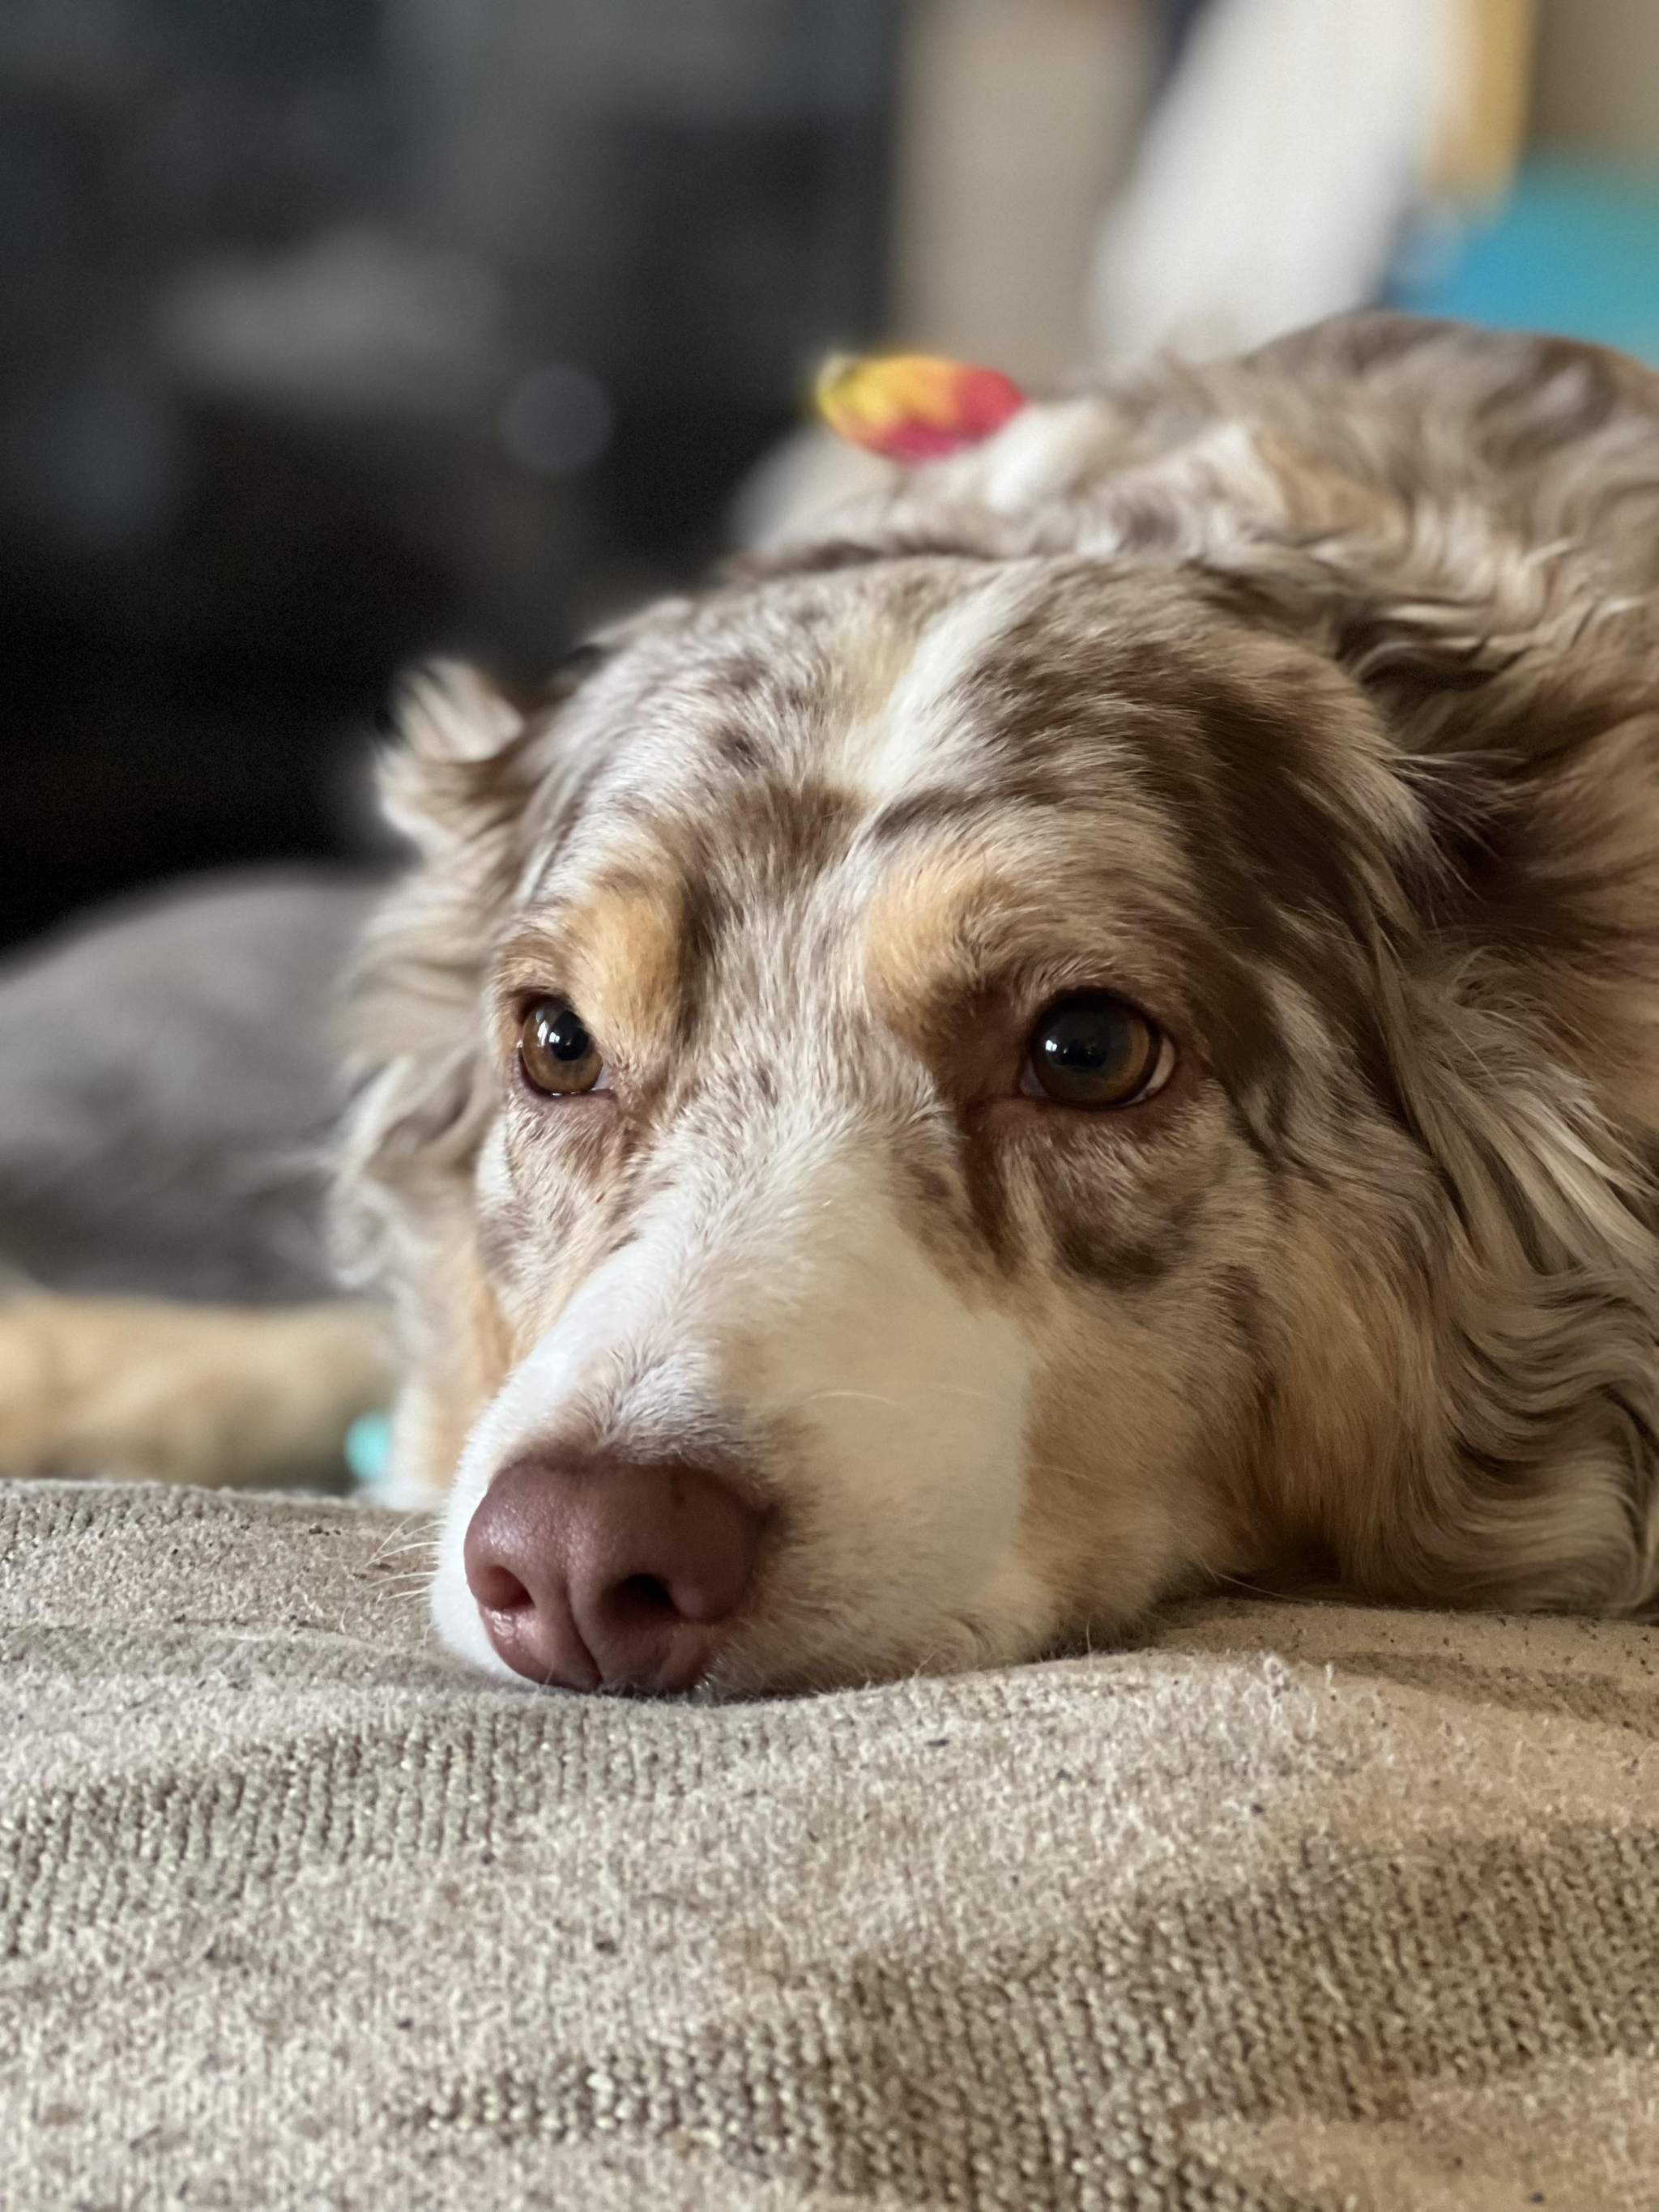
727 422 896 551
155 224 503 417
1090 0 1470 360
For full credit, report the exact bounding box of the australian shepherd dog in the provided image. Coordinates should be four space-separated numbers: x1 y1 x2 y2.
11 313 1659 1697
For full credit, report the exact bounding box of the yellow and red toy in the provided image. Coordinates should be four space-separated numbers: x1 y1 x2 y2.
814 352 1026 463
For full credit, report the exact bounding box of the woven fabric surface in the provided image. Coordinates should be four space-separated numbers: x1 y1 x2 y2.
3 1479 1658 2211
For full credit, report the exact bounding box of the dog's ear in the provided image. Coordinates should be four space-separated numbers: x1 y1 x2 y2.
1201 522 1656 977
1223 549 1659 1612
1399 612 1659 1612
341 647 609 1207
386 658 523 790
377 646 608 860
1360 929 1659 1613
337 637 626 1480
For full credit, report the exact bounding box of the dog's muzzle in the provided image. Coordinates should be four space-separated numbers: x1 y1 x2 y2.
462 1454 763 1693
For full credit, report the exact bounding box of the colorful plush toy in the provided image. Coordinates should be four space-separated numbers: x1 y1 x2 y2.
813 352 1026 462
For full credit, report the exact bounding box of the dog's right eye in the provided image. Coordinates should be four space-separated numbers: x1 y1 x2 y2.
1021 992 1173 1108
518 1000 606 1096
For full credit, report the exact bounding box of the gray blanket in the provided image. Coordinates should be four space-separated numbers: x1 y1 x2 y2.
4 1477 1657 2210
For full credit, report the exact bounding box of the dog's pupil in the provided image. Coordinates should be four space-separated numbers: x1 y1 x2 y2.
1053 1029 1114 1071
546 1010 591 1062
1043 1003 1132 1076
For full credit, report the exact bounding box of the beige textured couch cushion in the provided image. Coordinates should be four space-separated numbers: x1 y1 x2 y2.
3 1478 1658 2210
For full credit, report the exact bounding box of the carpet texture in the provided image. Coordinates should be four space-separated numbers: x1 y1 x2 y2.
3 1480 1659 2210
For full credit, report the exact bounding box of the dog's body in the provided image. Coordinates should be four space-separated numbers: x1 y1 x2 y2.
11 313 1659 1695
0 870 393 1488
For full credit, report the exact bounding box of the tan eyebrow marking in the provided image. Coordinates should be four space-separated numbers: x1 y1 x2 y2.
498 873 684 1058
862 844 1047 1063
865 846 1004 1004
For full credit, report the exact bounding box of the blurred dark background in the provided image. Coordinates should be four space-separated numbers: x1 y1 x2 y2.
4 0 1655 955
1 0 898 948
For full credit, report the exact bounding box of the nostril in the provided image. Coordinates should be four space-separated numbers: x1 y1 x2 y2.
468 1558 534 1614
607 1572 679 1626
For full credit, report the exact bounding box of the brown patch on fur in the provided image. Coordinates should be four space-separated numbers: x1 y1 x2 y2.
1013 1288 1247 1641
1054 1188 1205 1293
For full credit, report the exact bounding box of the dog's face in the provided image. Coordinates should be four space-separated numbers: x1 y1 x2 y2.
344 322 1659 1693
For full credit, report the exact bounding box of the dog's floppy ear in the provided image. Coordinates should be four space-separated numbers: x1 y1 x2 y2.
341 645 610 1210
1221 546 1659 1611
1366 917 1659 1613
1399 611 1659 1610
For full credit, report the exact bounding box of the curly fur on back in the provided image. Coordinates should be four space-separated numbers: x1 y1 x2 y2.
339 313 1659 1690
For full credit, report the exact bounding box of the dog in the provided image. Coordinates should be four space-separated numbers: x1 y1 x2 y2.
9 311 1659 1698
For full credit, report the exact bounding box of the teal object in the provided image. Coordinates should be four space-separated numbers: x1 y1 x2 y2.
344 1409 394 1490
1392 160 1659 366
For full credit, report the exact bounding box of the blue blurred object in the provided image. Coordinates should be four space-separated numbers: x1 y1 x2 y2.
344 1409 393 1490
1392 160 1659 364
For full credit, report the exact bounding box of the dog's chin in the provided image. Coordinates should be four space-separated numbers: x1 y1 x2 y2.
430 1599 1046 1702
703 1628 1052 1707
698 1597 1042 1702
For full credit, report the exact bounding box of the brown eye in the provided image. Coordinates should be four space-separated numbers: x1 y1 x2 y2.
518 999 606 1096
1023 992 1172 1109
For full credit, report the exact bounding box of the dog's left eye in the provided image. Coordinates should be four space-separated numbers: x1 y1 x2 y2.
518 999 607 1096
1021 993 1174 1108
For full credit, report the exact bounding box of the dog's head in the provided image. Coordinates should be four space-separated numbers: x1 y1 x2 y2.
341 316 1659 1694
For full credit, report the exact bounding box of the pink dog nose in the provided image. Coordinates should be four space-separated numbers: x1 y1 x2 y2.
462 1456 761 1693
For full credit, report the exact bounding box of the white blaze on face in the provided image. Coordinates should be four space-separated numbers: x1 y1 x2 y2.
429 1110 1040 1682
825 569 1030 803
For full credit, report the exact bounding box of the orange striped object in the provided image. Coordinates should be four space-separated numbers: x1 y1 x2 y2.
814 353 1026 462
